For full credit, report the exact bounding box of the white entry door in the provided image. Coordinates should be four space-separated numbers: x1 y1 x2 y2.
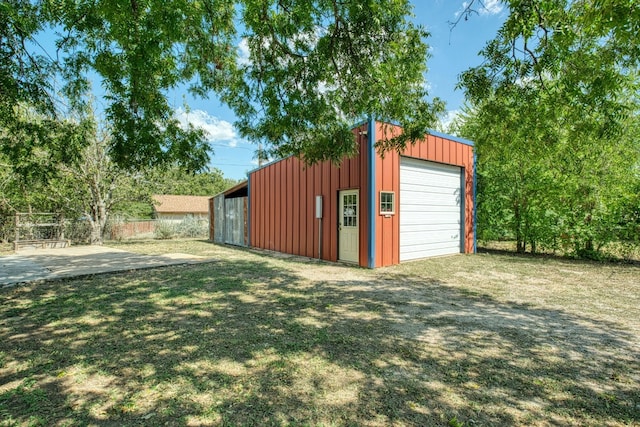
338 190 359 263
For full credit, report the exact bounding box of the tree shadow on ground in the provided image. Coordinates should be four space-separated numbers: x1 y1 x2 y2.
0 254 638 426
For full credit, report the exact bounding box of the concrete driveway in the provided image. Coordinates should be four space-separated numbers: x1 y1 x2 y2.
0 246 210 287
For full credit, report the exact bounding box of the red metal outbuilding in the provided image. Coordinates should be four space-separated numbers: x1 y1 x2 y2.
237 120 476 268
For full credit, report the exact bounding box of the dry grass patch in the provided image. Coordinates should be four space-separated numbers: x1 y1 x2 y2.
105 238 231 258
0 241 638 426
0 243 13 256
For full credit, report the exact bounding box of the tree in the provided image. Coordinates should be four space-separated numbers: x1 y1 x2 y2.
55 127 135 245
145 166 238 197
226 1 444 162
1 2 55 123
0 103 137 245
111 166 239 220
458 0 638 117
455 90 639 256
455 0 640 257
4 0 442 172
1 2 93 176
0 99 92 229
452 93 562 254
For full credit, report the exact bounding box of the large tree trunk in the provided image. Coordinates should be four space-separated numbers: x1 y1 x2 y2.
84 136 115 245
89 220 103 245
514 203 526 253
88 194 109 245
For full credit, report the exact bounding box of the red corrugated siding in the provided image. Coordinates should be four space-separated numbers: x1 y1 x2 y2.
377 150 398 267
248 122 474 268
373 122 475 267
321 161 331 261
286 159 294 254
249 125 368 267
292 160 300 255
305 165 314 258
279 161 286 252
375 123 402 267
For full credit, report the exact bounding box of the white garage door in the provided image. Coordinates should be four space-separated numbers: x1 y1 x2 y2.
400 157 463 261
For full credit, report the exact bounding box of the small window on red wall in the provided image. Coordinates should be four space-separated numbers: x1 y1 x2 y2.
380 191 395 215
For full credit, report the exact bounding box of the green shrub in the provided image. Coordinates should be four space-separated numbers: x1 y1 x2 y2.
176 216 207 238
154 221 176 240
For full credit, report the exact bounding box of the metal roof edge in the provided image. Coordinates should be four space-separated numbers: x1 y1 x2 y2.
426 129 475 147
246 122 369 176
246 154 294 176
351 119 369 129
372 119 475 147
210 180 249 199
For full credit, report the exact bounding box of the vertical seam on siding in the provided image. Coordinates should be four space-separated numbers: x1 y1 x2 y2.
460 167 466 254
247 174 251 247
473 150 477 254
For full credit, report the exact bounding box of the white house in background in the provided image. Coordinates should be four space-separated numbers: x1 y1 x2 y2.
152 195 210 223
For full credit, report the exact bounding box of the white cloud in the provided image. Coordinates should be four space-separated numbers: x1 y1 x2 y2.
480 0 503 15
438 109 461 132
455 0 503 18
237 38 251 66
175 108 239 147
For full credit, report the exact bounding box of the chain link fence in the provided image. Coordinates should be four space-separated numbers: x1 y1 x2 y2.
1 214 209 248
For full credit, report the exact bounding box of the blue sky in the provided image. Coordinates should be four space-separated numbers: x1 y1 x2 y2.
174 1 507 180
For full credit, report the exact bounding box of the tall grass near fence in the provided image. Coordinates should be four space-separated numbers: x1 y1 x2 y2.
106 217 208 241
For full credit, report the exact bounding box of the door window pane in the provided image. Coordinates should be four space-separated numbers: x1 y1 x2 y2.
343 194 357 227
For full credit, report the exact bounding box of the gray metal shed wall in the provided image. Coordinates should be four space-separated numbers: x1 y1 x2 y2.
213 196 225 243
212 194 247 247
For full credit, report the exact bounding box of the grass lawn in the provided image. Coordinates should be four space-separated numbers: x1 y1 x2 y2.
1 240 639 426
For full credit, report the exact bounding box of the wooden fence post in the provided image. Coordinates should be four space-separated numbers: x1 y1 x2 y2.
14 213 19 251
